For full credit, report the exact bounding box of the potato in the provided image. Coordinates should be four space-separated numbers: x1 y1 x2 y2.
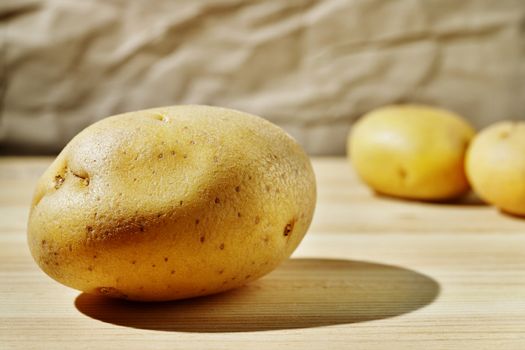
27 105 316 301
466 121 525 216
348 104 475 200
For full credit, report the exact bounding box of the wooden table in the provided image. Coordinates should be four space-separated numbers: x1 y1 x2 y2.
1 157 524 349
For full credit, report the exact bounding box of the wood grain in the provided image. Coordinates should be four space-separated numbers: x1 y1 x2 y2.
1 157 524 349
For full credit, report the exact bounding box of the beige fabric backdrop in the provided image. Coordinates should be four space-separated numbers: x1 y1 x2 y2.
1 0 524 155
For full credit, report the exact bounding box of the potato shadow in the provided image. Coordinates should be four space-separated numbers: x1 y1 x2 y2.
374 190 486 207
75 258 439 332
499 209 525 220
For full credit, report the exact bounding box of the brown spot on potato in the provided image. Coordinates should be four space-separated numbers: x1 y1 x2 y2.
245 275 251 279
131 260 136 264
152 264 156 268
499 131 510 139
98 287 127 299
255 216 260 224
397 167 407 181
171 150 176 156
200 236 205 243
195 219 200 225
164 257 168 262
200 288 206 292
283 220 295 237
218 269 224 274
54 175 65 189
86 226 93 233
93 255 97 259
214 197 220 204
88 266 93 271
171 270 175 274
158 153 164 159
41 240 46 245
219 243 225 250
183 154 188 159
71 170 90 186
190 140 196 145
265 185 271 192
237 212 242 218
179 200 183 206
235 186 240 192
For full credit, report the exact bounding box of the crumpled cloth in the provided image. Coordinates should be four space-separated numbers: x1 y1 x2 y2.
1 0 524 154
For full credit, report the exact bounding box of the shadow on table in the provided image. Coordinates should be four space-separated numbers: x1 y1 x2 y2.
75 258 439 333
373 190 486 206
499 208 525 220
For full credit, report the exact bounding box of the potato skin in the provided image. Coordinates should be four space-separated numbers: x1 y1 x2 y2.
466 121 525 216
348 105 475 200
28 105 316 301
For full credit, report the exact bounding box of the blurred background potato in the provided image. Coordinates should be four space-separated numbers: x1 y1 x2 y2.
1 0 524 155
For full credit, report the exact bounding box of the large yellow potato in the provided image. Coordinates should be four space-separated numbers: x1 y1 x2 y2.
466 121 525 216
28 105 316 301
348 104 475 200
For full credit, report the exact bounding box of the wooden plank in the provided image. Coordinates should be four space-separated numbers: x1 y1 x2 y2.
1 157 524 349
